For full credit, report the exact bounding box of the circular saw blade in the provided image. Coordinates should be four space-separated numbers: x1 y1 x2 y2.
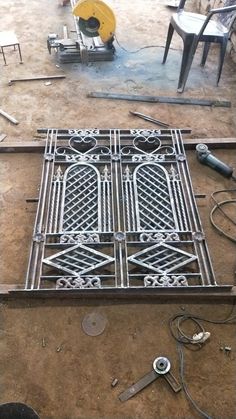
82 312 107 336
78 17 100 38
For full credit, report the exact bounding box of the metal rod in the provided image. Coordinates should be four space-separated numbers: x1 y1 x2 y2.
129 111 169 128
87 92 231 107
0 108 19 125
8 75 66 85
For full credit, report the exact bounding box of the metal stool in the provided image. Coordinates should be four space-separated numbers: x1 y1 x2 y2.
0 31 23 65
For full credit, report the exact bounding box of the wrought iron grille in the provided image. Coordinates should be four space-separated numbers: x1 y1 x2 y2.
25 128 217 294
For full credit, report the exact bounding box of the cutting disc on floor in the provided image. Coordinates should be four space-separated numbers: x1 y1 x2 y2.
82 312 107 336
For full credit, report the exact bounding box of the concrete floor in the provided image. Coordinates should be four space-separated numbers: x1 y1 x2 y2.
0 1 236 418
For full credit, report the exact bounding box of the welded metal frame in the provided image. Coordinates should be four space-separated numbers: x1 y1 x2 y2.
25 128 218 294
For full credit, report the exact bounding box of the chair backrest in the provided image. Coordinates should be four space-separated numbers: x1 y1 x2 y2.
217 0 236 30
177 0 236 29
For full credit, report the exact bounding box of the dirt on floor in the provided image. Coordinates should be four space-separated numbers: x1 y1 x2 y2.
0 1 236 418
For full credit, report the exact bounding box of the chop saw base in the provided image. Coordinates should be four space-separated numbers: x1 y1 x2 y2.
48 30 115 64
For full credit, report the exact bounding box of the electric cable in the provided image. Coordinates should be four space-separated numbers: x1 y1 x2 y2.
177 343 212 419
168 306 236 419
114 35 179 54
210 188 236 243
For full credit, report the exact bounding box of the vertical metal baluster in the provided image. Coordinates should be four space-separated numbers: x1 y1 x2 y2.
54 169 62 233
128 178 136 231
106 176 112 232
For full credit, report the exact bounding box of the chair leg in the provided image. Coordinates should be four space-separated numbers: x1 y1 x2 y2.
177 36 197 93
162 23 174 64
200 42 210 67
216 38 227 85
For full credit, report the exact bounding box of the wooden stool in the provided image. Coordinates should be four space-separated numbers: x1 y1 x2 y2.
0 31 23 65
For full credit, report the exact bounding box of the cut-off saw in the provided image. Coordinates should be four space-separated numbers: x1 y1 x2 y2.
47 0 116 63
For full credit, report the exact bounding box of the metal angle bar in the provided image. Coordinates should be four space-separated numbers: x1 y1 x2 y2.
87 92 231 107
1 137 235 153
6 285 234 298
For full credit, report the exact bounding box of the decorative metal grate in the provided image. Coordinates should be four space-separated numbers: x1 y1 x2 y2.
25 128 218 294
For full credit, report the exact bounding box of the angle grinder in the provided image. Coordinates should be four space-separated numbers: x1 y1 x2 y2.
196 144 236 181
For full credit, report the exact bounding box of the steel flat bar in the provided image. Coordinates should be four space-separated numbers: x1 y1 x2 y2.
119 370 159 402
8 75 66 84
87 92 231 108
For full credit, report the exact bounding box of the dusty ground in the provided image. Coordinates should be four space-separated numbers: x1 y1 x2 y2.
0 0 236 418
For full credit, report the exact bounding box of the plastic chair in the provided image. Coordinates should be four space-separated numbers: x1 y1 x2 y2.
162 0 236 92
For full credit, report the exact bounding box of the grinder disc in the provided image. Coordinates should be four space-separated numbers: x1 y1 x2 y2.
82 312 107 336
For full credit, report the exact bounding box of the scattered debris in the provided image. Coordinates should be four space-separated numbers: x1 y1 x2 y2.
111 378 119 388
56 345 63 352
88 92 231 108
194 194 207 199
25 198 39 203
42 337 47 348
0 134 7 142
8 75 66 85
0 108 19 125
220 345 232 354
44 81 52 86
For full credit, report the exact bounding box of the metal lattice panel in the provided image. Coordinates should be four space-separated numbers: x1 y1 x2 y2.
134 164 176 231
25 128 219 295
62 164 100 232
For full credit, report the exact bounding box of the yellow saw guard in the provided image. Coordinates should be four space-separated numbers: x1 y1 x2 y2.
73 0 116 43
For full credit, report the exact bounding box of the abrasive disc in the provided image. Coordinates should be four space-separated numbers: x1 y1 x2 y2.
82 312 107 336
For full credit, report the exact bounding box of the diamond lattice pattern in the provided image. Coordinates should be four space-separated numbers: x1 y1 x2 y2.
129 242 197 274
135 164 175 230
63 165 99 231
43 244 114 275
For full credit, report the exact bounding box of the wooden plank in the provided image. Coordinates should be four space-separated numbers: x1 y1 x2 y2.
0 138 235 153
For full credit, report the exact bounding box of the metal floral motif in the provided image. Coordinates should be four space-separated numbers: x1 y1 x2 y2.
56 276 101 289
140 232 180 242
68 129 100 136
60 233 100 244
144 275 188 287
